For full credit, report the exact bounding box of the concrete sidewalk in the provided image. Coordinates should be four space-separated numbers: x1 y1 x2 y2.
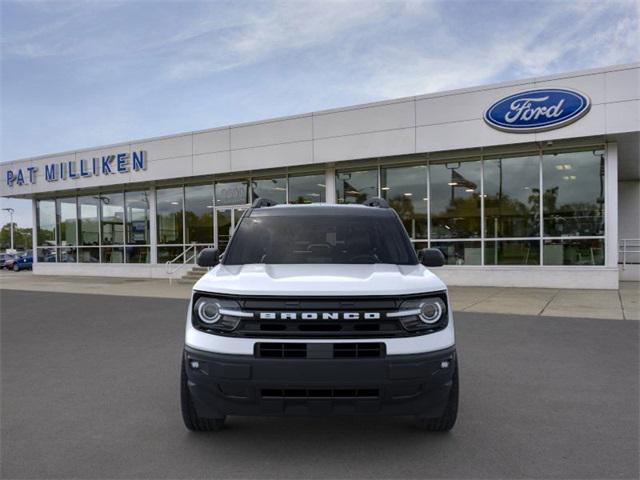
1 270 638 320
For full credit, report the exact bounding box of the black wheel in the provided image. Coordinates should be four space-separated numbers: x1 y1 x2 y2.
416 365 459 432
180 358 225 432
13 264 19 272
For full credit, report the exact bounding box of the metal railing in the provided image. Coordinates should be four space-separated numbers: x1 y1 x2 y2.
166 243 199 283
619 239 640 269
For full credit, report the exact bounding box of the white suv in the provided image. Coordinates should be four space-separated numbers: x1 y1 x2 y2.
181 198 458 431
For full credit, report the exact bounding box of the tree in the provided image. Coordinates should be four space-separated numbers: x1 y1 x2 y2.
0 223 32 251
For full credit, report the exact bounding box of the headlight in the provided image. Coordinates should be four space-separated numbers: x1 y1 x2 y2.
192 294 249 332
195 298 221 324
390 295 448 332
418 298 445 324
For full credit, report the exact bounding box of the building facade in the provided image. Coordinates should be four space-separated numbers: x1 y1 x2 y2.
2 63 639 289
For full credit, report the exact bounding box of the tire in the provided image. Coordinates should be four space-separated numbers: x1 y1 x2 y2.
416 365 459 432
180 357 225 432
13 264 19 272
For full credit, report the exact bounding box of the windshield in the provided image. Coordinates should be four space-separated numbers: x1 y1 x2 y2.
223 212 417 265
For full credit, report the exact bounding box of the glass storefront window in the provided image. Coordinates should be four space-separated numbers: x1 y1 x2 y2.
430 160 481 239
125 191 150 245
37 246 57 262
185 184 214 244
77 247 99 263
484 155 540 238
215 180 248 206
288 173 325 204
157 246 183 264
431 241 482 265
126 246 150 264
56 198 77 246
36 200 56 246
156 187 183 244
543 238 604 265
542 150 605 237
485 240 540 265
381 165 428 239
58 246 76 263
252 177 287 204
101 246 124 263
336 169 378 204
77 196 100 246
100 193 124 245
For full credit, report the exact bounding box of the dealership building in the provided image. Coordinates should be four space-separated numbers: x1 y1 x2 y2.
1 63 638 289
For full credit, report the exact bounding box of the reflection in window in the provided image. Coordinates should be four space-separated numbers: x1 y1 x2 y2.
430 160 481 238
215 180 248 206
185 184 214 244
543 238 604 265
36 200 56 246
126 246 150 264
125 191 150 245
156 187 183 244
100 193 124 245
542 150 605 237
288 173 325 204
252 177 287 204
37 246 57 262
101 246 124 263
78 196 100 246
485 240 540 265
78 247 99 263
484 155 540 238
58 246 76 263
158 246 183 263
431 241 482 265
336 169 378 204
381 165 428 239
56 198 77 246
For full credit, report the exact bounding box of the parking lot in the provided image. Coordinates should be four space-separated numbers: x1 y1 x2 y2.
1 289 638 479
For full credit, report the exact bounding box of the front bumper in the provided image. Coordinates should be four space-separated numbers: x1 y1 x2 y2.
184 346 456 418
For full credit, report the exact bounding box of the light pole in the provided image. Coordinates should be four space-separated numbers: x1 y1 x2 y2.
2 207 15 251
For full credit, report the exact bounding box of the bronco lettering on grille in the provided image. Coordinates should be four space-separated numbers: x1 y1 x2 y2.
258 312 381 320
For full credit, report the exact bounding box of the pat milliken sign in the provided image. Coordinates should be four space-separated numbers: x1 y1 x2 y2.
484 88 591 133
5 151 147 187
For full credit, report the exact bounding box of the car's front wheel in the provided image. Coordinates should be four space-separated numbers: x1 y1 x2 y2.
12 264 19 272
180 357 225 432
416 365 459 432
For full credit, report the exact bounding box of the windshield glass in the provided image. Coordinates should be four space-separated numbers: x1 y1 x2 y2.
223 212 417 265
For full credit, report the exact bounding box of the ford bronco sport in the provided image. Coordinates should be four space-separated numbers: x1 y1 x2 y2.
181 197 458 431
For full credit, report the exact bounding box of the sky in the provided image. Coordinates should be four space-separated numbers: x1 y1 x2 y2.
1 0 639 228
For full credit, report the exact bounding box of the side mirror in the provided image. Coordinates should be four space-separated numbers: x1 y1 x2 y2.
419 248 445 267
197 248 220 267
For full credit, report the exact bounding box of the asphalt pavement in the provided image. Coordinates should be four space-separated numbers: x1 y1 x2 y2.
1 289 638 479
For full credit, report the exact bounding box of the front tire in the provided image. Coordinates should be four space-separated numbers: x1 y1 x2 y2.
180 357 225 431
13 264 19 272
416 365 459 432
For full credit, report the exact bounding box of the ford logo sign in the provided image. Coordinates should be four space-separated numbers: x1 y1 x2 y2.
484 88 591 133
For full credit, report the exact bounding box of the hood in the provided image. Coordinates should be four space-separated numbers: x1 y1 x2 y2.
192 263 446 296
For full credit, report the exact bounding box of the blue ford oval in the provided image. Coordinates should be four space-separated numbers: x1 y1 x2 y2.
484 88 591 132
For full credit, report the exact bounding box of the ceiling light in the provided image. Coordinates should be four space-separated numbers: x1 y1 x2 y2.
403 192 413 196
465 188 474 192
564 164 572 169
317 184 325 187
381 187 390 191
448 182 458 186
170 201 179 205
555 165 565 170
422 197 429 201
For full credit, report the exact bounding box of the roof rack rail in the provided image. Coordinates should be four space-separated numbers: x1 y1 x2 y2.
362 197 389 208
252 198 278 208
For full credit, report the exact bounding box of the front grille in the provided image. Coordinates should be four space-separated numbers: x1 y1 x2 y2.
235 296 408 338
261 388 380 399
255 342 385 359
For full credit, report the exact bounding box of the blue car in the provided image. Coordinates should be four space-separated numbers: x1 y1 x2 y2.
13 253 33 271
